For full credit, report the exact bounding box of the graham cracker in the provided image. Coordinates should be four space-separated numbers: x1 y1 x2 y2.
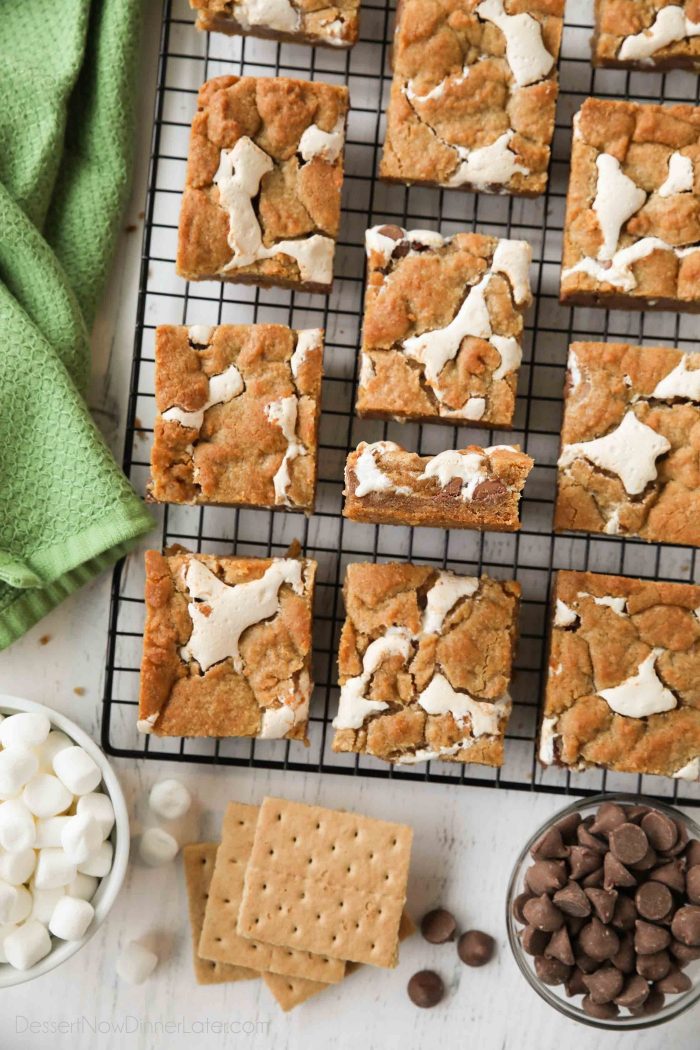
237 797 413 968
198 801 346 983
263 911 416 1011
182 842 258 986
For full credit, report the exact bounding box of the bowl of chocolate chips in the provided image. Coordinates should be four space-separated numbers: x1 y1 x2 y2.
507 794 700 1029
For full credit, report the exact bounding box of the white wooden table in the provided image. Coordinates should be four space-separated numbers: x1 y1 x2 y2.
0 4 696 1047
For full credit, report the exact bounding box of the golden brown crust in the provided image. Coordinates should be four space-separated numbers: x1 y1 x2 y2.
561 98 700 312
190 0 360 46
149 324 323 513
540 570 700 778
332 562 520 766
358 230 530 428
593 0 700 69
380 0 564 195
555 341 700 547
176 76 348 292
139 550 316 741
343 441 533 531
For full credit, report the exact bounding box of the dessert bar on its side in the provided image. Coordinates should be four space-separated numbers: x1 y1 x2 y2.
189 0 360 47
593 0 700 70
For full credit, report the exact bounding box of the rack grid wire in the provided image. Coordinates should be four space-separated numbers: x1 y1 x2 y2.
102 0 700 807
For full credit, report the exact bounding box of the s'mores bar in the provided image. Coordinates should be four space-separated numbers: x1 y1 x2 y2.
380 0 564 195
357 227 532 428
555 341 700 547
593 0 700 70
139 551 316 741
332 562 520 766
540 570 700 781
561 99 700 312
177 76 349 294
189 0 360 46
343 441 534 532
149 324 323 514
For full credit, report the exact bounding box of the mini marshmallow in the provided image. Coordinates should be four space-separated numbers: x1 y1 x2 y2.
0 799 37 852
138 827 179 867
10 885 33 923
48 896 94 941
78 840 113 878
34 848 77 889
61 813 103 864
30 886 65 924
66 872 98 902
0 712 51 750
35 730 73 773
0 923 16 964
22 773 73 819
52 747 101 796
4 920 51 970
0 846 36 885
35 816 71 848
116 941 158 984
148 779 192 821
0 748 39 799
76 793 114 838
0 880 18 924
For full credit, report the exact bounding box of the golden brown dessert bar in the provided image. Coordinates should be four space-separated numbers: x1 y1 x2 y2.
555 341 700 547
357 227 532 428
332 562 520 766
539 570 700 781
138 551 316 741
380 0 564 196
189 0 360 46
343 440 533 531
176 76 349 293
149 324 323 514
593 0 700 70
560 98 700 312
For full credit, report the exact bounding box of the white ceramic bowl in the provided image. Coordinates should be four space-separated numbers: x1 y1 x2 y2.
0 694 129 986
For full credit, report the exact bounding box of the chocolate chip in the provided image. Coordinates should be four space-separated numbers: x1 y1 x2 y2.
512 892 533 924
665 821 689 857
522 894 563 932
611 894 638 931
565 967 588 997
635 881 673 922
585 887 617 924
582 995 619 1020
614 974 649 1010
589 802 627 836
565 914 587 937
582 866 605 889
525 860 568 896
407 970 444 1008
376 224 404 241
610 823 649 866
577 824 607 855
671 904 700 946
685 840 700 868
629 986 664 1016
545 925 574 966
650 859 686 895
553 881 591 917
656 966 692 995
629 846 658 873
531 826 569 860
575 951 600 974
579 917 620 961
604 851 637 890
611 932 636 974
671 939 700 966
534 954 570 986
420 908 457 944
636 949 671 982
471 479 508 504
641 811 678 853
555 812 582 843
582 964 624 1004
625 805 651 825
687 865 700 905
391 241 411 260
569 846 603 881
634 919 671 955
457 930 494 967
521 925 550 956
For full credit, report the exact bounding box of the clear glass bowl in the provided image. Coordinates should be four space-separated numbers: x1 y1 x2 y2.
506 793 700 1030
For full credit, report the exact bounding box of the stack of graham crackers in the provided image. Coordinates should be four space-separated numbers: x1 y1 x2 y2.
183 797 414 1010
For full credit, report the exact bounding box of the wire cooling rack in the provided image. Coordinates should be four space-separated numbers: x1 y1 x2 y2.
102 0 700 806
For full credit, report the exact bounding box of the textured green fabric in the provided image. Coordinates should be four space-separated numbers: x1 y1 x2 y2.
0 0 154 649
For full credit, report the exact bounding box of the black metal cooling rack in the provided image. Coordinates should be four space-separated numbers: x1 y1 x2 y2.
101 0 700 807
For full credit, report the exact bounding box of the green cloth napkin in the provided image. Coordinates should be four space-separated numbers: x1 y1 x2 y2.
0 0 154 649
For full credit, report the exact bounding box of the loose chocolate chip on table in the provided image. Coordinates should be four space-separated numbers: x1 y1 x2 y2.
512 892 533 924
421 908 457 944
670 939 700 965
641 811 678 853
531 826 570 861
611 894 638 931
604 852 637 890
565 967 588 997
650 859 686 895
685 840 700 868
614 974 650 1011
635 881 673 922
545 925 574 967
521 925 550 956
671 904 700 947
582 995 619 1020
579 916 620 962
526 860 568 896
577 825 607 855
585 887 617 925
687 866 700 905
522 894 563 932
553 881 591 917
630 987 665 1017
634 919 671 956
534 954 571 986
589 802 627 836
636 949 671 983
407 970 444 1008
609 823 649 866
458 930 495 967
582 964 624 1004
569 846 603 881
611 932 636 975
656 967 692 995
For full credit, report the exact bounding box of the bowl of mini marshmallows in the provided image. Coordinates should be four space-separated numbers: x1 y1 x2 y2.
0 694 128 985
